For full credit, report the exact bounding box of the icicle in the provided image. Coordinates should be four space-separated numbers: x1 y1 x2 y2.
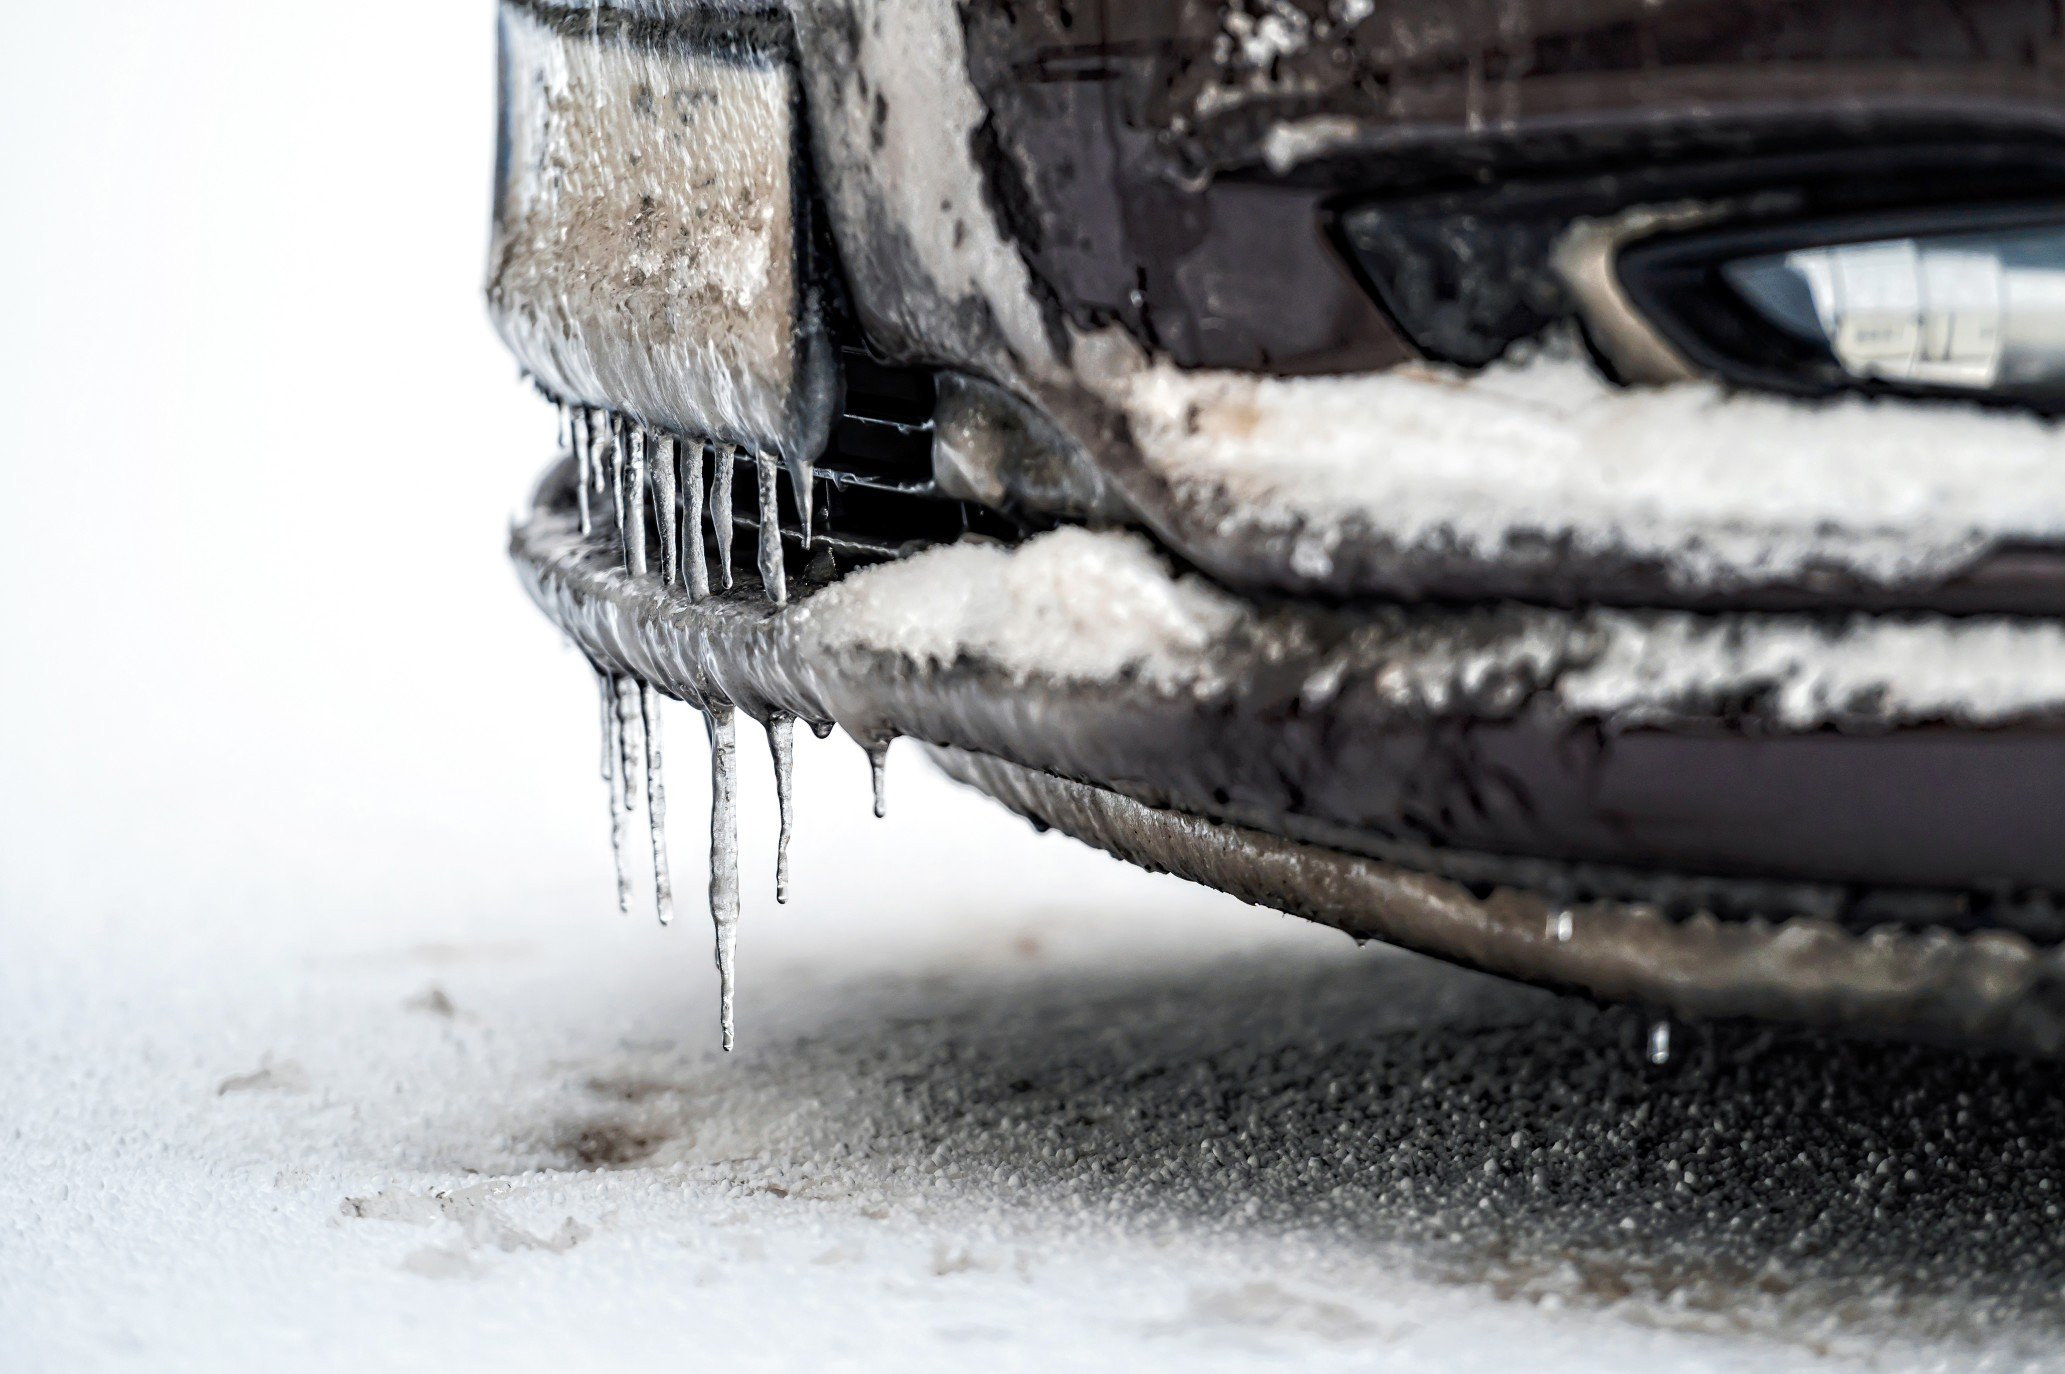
587 409 608 498
768 713 794 903
606 674 644 917
711 442 735 589
574 408 594 538
589 665 624 913
755 449 786 605
652 435 680 586
607 417 628 554
616 676 648 916
596 667 616 785
681 439 710 600
783 452 815 550
624 426 649 577
640 684 674 927
866 738 890 819
707 703 741 1050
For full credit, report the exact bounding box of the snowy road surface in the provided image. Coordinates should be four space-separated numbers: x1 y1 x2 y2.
5 4 2065 1371
8 720 2065 1373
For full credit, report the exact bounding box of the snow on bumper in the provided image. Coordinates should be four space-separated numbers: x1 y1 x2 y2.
1108 348 2065 606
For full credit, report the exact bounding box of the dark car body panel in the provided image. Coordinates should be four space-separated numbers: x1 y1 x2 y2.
957 1 2065 373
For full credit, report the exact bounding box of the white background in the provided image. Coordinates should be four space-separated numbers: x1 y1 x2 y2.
3 5 2060 1372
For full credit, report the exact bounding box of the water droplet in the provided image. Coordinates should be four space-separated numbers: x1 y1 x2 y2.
1647 1019 1673 1066
1549 910 1574 944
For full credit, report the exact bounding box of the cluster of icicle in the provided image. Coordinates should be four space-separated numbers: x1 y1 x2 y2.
557 400 828 1052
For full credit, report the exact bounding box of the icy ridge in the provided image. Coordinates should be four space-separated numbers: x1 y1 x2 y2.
520 479 2065 734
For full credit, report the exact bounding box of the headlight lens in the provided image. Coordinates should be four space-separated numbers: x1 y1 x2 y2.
1723 226 2065 401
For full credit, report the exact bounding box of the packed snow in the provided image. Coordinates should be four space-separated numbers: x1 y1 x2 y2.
1119 346 2065 593
798 527 1245 689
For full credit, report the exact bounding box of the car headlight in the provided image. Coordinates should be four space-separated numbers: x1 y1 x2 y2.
1723 226 2065 400
1610 205 2065 412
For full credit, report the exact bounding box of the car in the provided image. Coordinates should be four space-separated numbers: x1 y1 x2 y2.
489 0 2065 1053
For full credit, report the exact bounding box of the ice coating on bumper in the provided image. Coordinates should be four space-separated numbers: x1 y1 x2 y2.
520 497 2065 735
489 3 832 458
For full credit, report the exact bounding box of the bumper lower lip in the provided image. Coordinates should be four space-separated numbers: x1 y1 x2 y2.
931 747 2065 1056
514 449 2065 971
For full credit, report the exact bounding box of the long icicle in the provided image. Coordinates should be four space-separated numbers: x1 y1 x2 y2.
624 426 649 577
768 713 795 904
755 449 786 605
597 666 621 917
607 416 628 555
574 408 594 538
681 438 709 600
640 683 674 927
597 665 617 786
588 408 608 501
707 703 741 1050
608 674 643 916
711 442 735 589
555 401 573 524
652 434 680 586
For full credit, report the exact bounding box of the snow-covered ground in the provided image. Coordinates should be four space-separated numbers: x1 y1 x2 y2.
5 5 2065 1372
